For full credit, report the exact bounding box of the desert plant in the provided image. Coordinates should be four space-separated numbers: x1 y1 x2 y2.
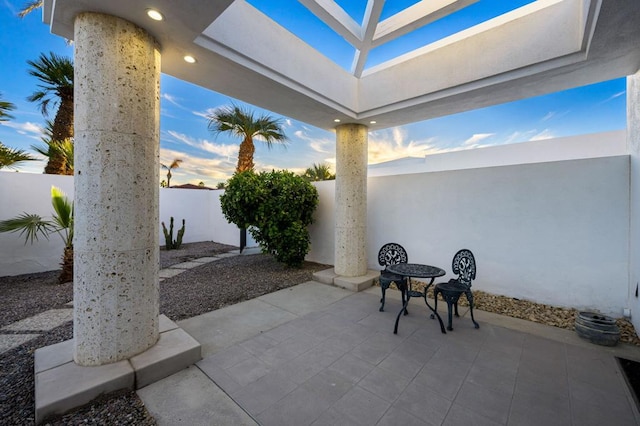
0 186 73 283
220 170 318 267
161 217 185 250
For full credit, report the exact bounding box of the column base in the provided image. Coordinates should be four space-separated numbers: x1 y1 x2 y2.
34 315 201 424
312 268 380 292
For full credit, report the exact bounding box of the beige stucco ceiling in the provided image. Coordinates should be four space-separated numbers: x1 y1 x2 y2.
44 0 640 130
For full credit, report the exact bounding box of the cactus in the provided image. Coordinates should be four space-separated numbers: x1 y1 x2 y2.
175 219 185 249
161 217 186 250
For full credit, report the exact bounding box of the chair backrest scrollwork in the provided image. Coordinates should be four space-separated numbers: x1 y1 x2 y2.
378 243 408 268
452 249 476 287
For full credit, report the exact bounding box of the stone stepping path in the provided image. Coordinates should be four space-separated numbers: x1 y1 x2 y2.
0 251 247 355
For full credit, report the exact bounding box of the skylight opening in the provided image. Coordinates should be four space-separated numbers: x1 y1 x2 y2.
365 0 537 70
246 0 356 72
333 0 367 24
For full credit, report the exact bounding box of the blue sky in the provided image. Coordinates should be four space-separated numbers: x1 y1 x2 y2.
0 0 627 187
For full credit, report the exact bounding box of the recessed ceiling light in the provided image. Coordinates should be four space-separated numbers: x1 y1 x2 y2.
334 119 341 123
369 120 377 124
146 9 164 21
183 55 196 64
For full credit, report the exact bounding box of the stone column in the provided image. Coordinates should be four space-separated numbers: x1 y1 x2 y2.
628 70 640 329
335 124 368 277
73 13 160 366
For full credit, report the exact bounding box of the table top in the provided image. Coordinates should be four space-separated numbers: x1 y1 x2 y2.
386 263 445 279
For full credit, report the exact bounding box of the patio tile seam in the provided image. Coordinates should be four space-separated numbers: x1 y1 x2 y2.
193 363 262 425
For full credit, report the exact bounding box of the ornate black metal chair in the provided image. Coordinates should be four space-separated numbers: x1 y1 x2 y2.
432 249 480 331
378 243 408 313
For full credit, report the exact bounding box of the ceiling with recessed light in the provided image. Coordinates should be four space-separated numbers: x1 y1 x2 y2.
44 0 640 131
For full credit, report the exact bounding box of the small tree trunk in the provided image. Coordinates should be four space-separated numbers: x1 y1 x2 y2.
44 151 67 175
58 246 73 284
236 138 255 173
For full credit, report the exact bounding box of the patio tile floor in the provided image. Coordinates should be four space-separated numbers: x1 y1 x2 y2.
142 283 640 425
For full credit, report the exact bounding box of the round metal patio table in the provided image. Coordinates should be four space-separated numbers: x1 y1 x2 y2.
386 263 447 334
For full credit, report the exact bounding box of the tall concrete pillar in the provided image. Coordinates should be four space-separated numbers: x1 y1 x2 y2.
335 124 368 277
73 13 160 366
628 70 640 331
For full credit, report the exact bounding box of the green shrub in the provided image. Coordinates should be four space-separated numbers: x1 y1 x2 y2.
220 170 318 267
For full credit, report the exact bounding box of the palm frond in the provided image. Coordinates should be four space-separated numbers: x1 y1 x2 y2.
0 142 36 170
161 159 182 170
26 52 74 117
50 186 73 230
18 0 43 18
0 93 16 121
0 213 55 244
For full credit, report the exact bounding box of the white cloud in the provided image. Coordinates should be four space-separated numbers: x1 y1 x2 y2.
462 133 494 147
160 148 235 185
0 121 45 141
161 93 185 109
601 91 626 104
541 112 556 122
530 129 555 141
193 107 218 120
293 129 334 154
367 127 442 164
496 128 556 145
166 130 239 159
2 0 18 14
541 110 570 122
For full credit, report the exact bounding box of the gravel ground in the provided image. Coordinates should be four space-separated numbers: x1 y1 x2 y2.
410 281 640 346
0 242 330 425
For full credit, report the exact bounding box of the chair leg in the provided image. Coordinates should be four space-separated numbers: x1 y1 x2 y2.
379 285 386 312
445 300 454 331
454 302 460 317
430 288 439 320
400 283 409 315
466 290 480 329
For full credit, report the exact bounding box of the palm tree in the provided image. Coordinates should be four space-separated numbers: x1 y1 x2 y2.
26 52 74 174
18 1 43 18
31 138 74 175
0 94 36 170
301 163 335 181
0 143 36 170
0 93 15 121
0 186 74 283
161 159 182 187
207 105 288 173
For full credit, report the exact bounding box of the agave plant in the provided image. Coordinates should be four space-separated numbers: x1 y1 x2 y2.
0 186 73 283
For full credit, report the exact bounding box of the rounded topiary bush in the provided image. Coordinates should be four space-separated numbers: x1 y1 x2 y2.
220 170 319 267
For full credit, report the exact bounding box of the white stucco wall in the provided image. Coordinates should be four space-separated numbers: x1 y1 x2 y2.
0 173 74 276
0 179 250 276
159 187 255 248
0 132 632 318
309 155 631 317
